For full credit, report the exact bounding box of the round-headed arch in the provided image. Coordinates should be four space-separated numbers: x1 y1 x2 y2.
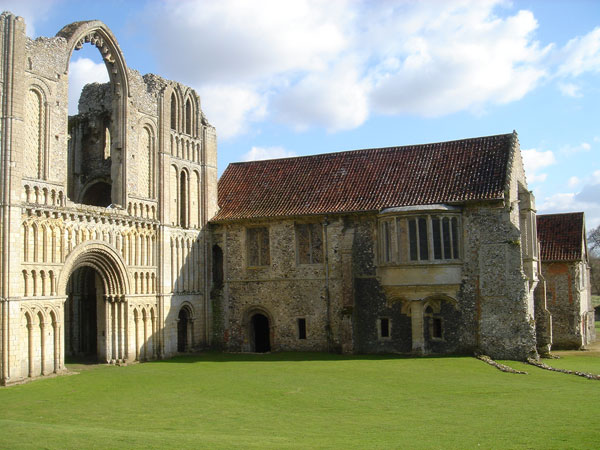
57 241 130 297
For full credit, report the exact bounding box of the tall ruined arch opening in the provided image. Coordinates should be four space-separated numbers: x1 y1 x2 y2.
59 22 129 208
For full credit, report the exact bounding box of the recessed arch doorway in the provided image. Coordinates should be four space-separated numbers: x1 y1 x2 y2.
251 313 271 353
59 242 130 364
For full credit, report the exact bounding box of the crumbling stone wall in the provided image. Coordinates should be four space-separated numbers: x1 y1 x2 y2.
543 261 595 348
0 12 217 384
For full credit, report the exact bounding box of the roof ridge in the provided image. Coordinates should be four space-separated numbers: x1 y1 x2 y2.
228 132 515 167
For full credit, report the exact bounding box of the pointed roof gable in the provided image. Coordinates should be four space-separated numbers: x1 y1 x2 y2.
212 133 516 222
537 212 585 262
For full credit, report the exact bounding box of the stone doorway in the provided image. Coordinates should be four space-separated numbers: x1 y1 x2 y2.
177 307 191 352
65 266 105 363
251 313 271 353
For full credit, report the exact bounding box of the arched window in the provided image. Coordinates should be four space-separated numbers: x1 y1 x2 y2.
170 92 177 131
179 170 188 228
185 98 192 135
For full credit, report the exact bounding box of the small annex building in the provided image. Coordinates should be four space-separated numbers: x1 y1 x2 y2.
537 213 595 348
210 132 545 361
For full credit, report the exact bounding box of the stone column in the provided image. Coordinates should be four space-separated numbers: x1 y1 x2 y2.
39 319 46 375
143 313 148 360
53 320 59 373
27 322 34 377
410 301 425 354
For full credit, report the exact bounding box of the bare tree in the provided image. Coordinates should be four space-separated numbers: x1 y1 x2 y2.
589 224 600 257
589 225 600 295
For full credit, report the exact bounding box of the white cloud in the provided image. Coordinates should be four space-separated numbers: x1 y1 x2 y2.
144 0 600 138
68 57 109 115
521 148 555 185
558 82 582 97
242 146 296 162
151 0 350 85
368 8 549 116
559 141 592 155
568 176 580 188
273 61 369 132
200 84 267 139
521 148 555 172
538 170 600 230
556 27 600 77
145 0 557 138
1 0 61 37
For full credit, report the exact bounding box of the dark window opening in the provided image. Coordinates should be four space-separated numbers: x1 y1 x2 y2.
451 217 459 259
177 308 190 352
170 93 177 131
432 317 443 339
185 99 192 135
251 313 271 352
298 318 307 339
212 245 223 288
80 181 112 207
432 217 442 259
380 318 390 338
179 171 187 227
418 217 428 260
409 219 418 260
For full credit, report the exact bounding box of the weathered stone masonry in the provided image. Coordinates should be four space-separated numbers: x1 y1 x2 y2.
211 133 544 361
0 13 217 384
1 12 589 385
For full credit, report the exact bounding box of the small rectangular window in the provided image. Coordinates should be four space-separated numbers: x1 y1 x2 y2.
408 219 418 261
298 318 307 339
432 217 442 260
451 217 459 259
418 218 428 260
442 217 451 259
380 220 394 263
379 318 390 338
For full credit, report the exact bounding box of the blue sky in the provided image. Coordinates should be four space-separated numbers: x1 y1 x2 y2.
3 0 600 229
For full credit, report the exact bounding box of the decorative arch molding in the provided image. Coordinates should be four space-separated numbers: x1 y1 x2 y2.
56 20 129 206
242 305 275 329
57 240 130 297
178 301 196 319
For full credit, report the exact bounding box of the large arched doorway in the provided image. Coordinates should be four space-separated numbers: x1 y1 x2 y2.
58 242 130 364
251 313 271 353
65 267 103 362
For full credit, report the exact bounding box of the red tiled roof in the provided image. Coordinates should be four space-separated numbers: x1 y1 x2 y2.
537 212 584 262
212 133 516 222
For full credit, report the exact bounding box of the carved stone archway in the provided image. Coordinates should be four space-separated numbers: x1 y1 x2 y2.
58 241 130 364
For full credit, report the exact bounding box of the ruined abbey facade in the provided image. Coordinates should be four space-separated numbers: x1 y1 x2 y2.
0 13 593 385
0 13 217 384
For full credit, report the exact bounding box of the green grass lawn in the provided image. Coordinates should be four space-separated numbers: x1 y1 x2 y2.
1 352 599 449
592 295 600 308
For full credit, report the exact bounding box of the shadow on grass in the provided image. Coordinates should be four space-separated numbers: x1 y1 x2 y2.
148 351 471 364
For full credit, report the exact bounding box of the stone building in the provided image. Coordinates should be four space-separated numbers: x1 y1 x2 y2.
0 13 217 385
210 132 543 360
537 212 595 348
0 12 590 385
